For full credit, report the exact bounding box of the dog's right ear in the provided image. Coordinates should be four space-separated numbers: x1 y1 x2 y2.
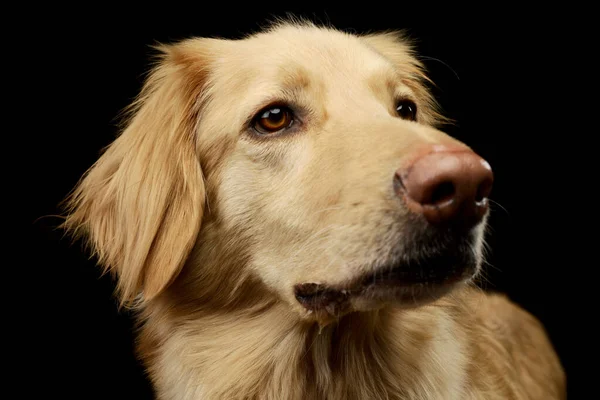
63 39 223 306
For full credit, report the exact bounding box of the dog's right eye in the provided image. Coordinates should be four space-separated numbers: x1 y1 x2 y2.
252 105 294 135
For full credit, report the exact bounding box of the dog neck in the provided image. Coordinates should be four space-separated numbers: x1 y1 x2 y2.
137 288 470 400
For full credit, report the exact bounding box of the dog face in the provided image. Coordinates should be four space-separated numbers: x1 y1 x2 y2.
65 23 492 324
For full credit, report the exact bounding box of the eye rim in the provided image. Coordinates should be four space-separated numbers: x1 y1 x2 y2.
252 104 295 135
395 98 418 121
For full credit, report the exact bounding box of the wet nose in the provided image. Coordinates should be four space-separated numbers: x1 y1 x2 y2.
394 146 494 227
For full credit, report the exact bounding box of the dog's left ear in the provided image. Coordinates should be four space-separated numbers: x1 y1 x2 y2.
63 39 222 305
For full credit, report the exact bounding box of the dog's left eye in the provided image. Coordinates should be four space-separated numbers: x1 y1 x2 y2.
396 99 417 121
253 105 294 135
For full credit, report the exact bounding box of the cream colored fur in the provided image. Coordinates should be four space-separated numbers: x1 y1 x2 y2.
63 21 565 399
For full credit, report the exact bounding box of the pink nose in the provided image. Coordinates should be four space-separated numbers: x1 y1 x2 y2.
394 146 494 227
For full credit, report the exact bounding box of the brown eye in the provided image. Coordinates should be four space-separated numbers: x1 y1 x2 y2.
253 106 294 134
396 99 417 121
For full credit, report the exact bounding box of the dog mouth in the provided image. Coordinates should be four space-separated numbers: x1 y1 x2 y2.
294 244 478 315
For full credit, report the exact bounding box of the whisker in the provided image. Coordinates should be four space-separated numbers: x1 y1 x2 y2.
488 198 510 217
419 56 460 81
481 258 502 273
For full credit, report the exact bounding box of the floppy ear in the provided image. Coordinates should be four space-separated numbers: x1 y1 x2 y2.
63 39 219 305
360 32 448 127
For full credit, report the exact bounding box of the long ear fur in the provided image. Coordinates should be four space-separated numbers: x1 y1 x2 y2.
63 39 218 305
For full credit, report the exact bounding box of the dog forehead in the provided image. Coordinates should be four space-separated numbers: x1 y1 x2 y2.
251 25 384 64
212 26 395 93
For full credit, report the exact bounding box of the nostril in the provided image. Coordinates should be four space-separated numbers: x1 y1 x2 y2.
429 181 455 206
393 172 406 195
475 178 493 205
475 186 485 204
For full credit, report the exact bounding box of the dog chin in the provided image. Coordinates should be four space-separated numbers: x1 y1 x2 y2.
348 273 472 312
293 261 479 326
293 232 483 325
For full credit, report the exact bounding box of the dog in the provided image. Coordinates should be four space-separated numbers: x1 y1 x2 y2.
63 21 565 399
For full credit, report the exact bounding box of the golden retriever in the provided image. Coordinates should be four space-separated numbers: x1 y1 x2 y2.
63 21 565 399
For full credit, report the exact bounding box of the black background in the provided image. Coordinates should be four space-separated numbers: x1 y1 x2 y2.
22 5 588 399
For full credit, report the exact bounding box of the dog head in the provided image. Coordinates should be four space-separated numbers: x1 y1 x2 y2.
64 22 492 324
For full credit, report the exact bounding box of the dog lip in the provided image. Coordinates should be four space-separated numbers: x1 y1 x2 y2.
294 283 351 311
294 254 476 312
